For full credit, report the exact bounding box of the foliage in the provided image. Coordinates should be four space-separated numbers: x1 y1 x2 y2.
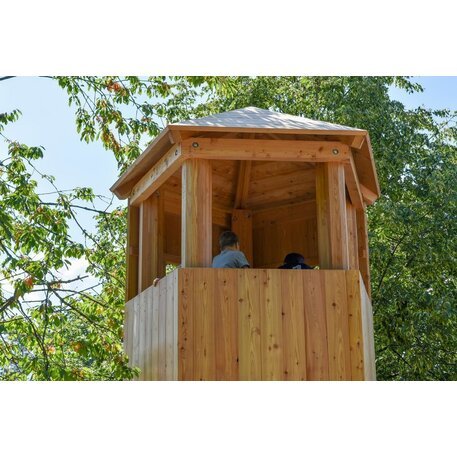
1 76 456 380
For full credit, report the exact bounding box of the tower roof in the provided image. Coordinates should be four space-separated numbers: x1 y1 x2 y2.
111 107 379 202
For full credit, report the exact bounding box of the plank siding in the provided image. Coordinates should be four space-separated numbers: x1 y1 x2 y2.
124 269 375 381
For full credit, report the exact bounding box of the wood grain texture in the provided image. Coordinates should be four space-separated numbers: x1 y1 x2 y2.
184 138 350 162
238 269 262 380
346 199 359 270
181 159 213 267
324 270 351 380
130 144 184 206
126 204 139 301
231 209 253 266
356 206 371 298
123 268 375 381
316 162 349 269
345 270 364 380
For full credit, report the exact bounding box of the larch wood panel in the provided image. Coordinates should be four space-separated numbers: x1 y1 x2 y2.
260 269 283 380
178 269 194 380
253 200 316 228
215 269 239 380
126 205 139 301
303 272 329 380
238 269 262 380
281 270 307 380
124 269 374 381
324 271 351 380
151 283 160 380
181 159 213 267
138 292 147 380
157 279 167 380
360 278 376 380
193 269 216 380
250 160 313 181
345 270 364 380
165 273 175 380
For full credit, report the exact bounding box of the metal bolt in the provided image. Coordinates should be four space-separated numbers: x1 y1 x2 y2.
192 142 199 148
332 148 339 155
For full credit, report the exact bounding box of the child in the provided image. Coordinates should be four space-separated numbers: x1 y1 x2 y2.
278 252 313 270
212 231 250 268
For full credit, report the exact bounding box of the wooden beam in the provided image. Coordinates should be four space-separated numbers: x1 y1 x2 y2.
234 161 252 209
356 206 371 298
315 162 349 269
231 209 253 266
360 183 378 205
346 199 359 270
126 204 139 301
138 192 165 292
184 138 350 162
351 135 365 149
344 154 364 209
181 159 212 267
130 144 185 206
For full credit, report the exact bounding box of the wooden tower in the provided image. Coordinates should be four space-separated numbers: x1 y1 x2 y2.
110 107 380 380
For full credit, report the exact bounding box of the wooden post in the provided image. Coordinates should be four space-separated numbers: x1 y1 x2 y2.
181 159 212 267
346 199 359 270
126 203 139 301
315 162 349 269
138 192 165 292
232 209 253 267
356 205 371 297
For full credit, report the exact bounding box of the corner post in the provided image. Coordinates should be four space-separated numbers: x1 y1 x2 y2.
181 159 212 267
316 162 349 269
126 202 139 301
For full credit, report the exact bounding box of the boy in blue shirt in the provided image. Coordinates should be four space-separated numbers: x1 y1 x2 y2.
212 231 250 268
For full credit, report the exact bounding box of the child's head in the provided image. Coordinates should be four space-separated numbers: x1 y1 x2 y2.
283 252 305 265
219 231 239 251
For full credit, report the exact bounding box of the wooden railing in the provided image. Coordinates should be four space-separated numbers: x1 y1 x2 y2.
124 268 375 380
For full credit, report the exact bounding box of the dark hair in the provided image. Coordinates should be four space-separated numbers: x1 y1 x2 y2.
219 231 239 250
283 252 305 265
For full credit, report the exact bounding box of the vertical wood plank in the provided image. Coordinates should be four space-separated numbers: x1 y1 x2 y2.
324 271 351 380
215 269 239 380
316 162 349 269
303 271 329 380
132 296 140 378
231 209 254 266
238 269 262 380
360 277 376 380
346 199 359 270
144 287 153 381
345 270 364 380
172 270 179 381
356 206 371 298
193 269 216 380
126 204 139 301
178 269 194 380
259 269 283 380
165 273 175 380
181 159 212 267
137 291 147 380
125 300 135 368
281 270 307 380
157 278 167 380
151 281 160 380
